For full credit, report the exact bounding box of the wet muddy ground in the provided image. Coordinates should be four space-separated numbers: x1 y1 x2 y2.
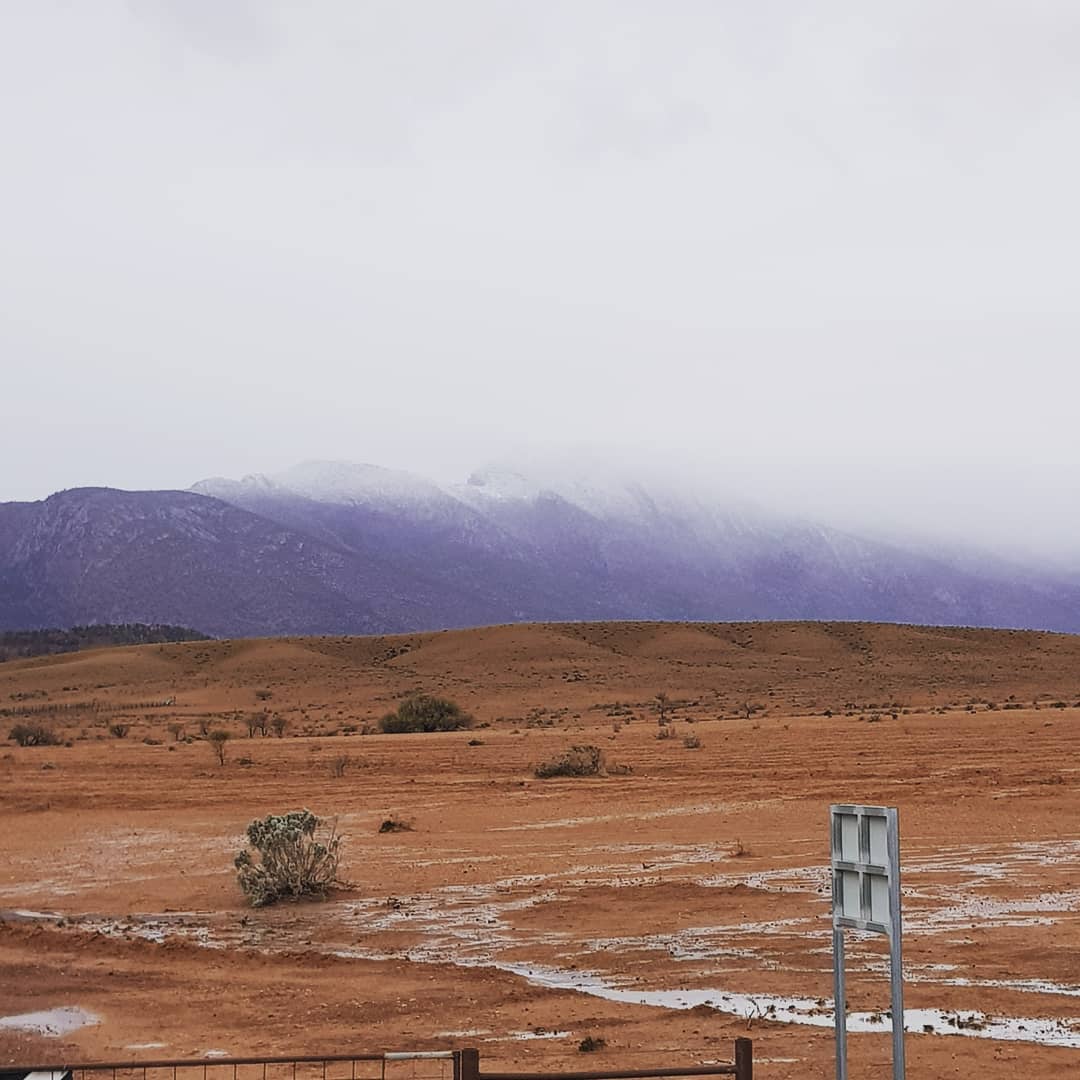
2 624 1080 1077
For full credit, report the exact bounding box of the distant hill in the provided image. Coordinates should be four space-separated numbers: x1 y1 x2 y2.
2 621 1078 719
1 461 1080 636
0 623 210 662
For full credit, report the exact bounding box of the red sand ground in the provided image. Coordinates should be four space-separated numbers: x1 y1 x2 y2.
2 621 1080 1078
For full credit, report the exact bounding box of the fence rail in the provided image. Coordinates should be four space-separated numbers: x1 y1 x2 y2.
6 1042 751 1080
458 1042 752 1080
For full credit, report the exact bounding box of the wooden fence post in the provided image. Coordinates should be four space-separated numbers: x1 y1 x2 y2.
456 1048 480 1080
734 1038 752 1080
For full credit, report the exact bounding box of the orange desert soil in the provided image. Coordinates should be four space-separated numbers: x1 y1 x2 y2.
1 621 1080 1079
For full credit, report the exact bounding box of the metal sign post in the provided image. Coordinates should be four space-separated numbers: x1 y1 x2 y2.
829 804 905 1080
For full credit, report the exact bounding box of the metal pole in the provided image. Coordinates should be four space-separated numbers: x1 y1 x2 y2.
833 926 847 1080
887 808 906 1080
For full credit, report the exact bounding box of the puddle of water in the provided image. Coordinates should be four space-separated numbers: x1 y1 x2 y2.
491 804 735 831
501 1030 571 1041
0 1006 100 1037
496 962 1080 1048
934 976 1080 999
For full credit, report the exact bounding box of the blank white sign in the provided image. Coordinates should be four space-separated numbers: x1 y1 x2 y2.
841 871 862 919
869 816 888 866
840 814 860 862
870 872 890 924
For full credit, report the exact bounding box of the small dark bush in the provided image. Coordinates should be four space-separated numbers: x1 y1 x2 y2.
380 695 473 734
379 816 414 833
535 744 605 778
108 722 130 738
578 1037 606 1053
9 723 61 747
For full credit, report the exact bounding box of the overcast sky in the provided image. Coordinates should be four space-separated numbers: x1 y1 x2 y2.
3 2 1079 559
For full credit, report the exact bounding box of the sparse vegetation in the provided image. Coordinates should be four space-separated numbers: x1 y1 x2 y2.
535 744 605 778
578 1036 606 1053
0 623 210 663
108 722 130 738
378 816 414 833
329 753 352 777
234 809 342 907
9 722 61 747
246 711 272 737
380 694 473 734
654 691 672 725
208 728 231 765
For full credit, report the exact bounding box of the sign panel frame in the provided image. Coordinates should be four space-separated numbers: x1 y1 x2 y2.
829 804 905 1080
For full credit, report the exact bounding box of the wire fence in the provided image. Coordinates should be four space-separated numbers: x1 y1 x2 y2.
15 1051 457 1080
10 1041 751 1080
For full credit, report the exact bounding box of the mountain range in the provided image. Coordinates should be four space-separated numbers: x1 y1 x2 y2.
1 460 1077 637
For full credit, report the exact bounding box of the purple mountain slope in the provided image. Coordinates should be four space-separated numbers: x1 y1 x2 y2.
1 462 1079 636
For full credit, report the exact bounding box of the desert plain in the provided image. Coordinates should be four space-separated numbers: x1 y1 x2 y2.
1 620 1080 1079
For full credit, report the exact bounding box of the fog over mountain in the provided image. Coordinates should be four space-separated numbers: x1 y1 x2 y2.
4 4 1080 568
1 459 1077 638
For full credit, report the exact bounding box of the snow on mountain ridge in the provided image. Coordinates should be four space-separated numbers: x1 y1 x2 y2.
194 461 451 508
195 459 792 537
270 461 446 506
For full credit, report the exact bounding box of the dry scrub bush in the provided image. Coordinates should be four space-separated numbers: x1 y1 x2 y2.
9 722 61 747
234 809 342 907
535 744 605 778
380 694 472 734
208 728 231 765
246 711 271 737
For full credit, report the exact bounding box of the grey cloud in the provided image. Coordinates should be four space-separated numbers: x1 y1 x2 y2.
1 1 1078 564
